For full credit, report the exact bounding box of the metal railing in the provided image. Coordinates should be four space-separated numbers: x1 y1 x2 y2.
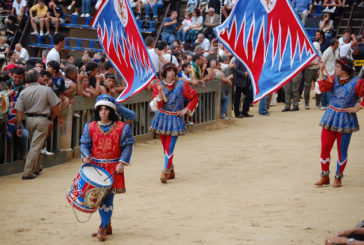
0 80 223 173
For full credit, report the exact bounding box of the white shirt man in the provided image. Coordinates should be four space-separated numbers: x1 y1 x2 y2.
14 43 29 62
147 47 163 73
46 47 60 64
322 40 339 76
12 0 27 16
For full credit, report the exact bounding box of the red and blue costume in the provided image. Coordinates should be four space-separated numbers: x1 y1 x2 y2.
316 76 364 179
150 80 198 176
80 115 134 230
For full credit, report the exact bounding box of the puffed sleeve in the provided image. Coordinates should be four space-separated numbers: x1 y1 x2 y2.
355 78 364 97
119 124 134 164
150 83 164 111
183 82 199 113
80 123 92 158
315 75 335 94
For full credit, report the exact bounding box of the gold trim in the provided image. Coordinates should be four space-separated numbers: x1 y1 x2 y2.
149 128 185 136
97 121 116 136
319 123 360 133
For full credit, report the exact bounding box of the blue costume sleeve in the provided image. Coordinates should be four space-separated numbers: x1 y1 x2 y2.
119 124 134 164
116 104 136 121
80 123 92 158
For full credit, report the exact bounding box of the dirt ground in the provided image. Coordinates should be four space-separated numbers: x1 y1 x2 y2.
1 102 364 245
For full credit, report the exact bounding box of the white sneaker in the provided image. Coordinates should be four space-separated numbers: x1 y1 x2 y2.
80 13 85 17
220 114 229 120
40 31 44 36
45 31 50 36
40 147 54 156
67 5 72 10
305 105 310 110
186 121 194 125
30 31 38 35
320 106 327 110
85 13 90 18
72 12 79 16
73 112 80 118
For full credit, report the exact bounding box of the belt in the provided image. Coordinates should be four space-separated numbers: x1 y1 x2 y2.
328 105 347 112
26 113 48 117
91 156 119 164
159 109 179 115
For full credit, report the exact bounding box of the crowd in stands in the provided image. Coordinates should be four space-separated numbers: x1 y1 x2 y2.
0 0 363 159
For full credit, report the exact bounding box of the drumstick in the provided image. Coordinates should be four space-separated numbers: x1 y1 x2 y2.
104 171 117 181
80 150 102 176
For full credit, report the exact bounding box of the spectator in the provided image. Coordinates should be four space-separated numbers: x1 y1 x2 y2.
187 8 203 43
63 64 77 98
39 70 51 86
316 30 330 54
0 36 9 65
319 12 334 39
77 72 98 97
46 1 65 35
211 59 233 119
156 41 178 69
11 0 26 22
177 12 192 44
2 50 16 71
14 43 29 62
15 69 61 180
67 0 81 16
186 0 198 13
86 61 102 95
46 33 65 65
161 10 178 49
41 49 48 64
325 226 364 245
203 7 220 40
7 66 28 160
338 29 359 59
130 0 142 19
198 0 209 15
145 36 165 75
190 53 203 81
194 33 210 56
321 38 339 109
292 0 313 26
178 62 198 85
65 54 74 65
234 59 254 118
103 61 125 93
282 72 302 112
322 0 342 14
145 0 163 20
303 42 321 109
47 60 65 98
30 0 50 36
222 0 237 18
34 61 46 73
208 0 221 14
5 15 17 43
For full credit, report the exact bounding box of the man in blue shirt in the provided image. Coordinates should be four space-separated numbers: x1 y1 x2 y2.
292 0 313 26
161 10 178 49
46 1 65 35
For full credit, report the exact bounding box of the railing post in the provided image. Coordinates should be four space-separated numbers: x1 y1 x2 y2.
58 106 74 160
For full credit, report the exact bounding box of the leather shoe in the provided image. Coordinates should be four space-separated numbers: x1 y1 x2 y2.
291 106 299 111
92 223 112 237
242 113 254 117
160 171 168 183
168 168 175 179
314 176 330 186
235 114 244 118
97 228 107 241
22 174 37 180
333 177 342 187
34 166 43 175
281 107 290 112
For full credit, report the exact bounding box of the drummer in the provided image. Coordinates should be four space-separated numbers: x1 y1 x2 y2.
80 94 134 241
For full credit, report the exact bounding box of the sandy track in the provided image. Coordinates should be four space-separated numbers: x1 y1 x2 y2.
1 103 364 245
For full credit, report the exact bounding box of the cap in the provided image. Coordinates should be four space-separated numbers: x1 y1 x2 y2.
95 94 117 111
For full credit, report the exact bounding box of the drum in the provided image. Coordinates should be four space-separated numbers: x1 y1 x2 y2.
66 164 113 214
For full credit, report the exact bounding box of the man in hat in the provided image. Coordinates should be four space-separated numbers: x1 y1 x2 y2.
203 7 219 40
150 62 199 183
80 94 134 241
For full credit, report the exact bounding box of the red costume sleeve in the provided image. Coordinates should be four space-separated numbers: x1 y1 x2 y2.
355 78 364 97
317 75 335 93
183 82 199 112
152 83 164 109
